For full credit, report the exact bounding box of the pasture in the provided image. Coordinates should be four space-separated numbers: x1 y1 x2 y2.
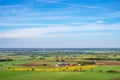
0 66 120 80
0 51 120 80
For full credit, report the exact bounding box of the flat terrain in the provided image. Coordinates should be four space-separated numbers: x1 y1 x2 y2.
0 66 120 80
0 49 120 80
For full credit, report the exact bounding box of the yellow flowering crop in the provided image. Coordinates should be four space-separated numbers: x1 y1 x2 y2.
7 65 97 72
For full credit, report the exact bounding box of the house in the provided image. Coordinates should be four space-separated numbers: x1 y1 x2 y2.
55 63 77 67
55 63 66 67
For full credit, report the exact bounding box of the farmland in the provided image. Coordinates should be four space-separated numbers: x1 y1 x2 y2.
0 48 120 80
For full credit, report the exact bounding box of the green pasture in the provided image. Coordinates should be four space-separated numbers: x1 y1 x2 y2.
0 66 120 80
0 60 32 69
0 54 120 80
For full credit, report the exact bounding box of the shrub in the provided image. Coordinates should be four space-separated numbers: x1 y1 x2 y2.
56 59 59 62
107 70 119 73
32 68 34 71
99 70 103 72
60 59 65 62
43 64 47 66
77 61 95 66
0 59 13 62
38 57 45 60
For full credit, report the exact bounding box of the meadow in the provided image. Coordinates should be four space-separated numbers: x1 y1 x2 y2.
0 66 120 80
0 48 120 80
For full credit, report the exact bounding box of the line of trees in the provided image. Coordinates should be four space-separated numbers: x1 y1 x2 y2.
0 58 13 62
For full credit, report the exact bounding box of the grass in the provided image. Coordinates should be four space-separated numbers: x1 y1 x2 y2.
0 66 120 80
0 60 32 69
93 66 120 72
0 70 120 80
0 54 120 80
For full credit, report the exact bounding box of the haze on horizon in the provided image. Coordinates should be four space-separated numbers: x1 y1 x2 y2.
0 0 120 48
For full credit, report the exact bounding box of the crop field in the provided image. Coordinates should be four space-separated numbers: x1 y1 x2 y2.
0 48 120 80
0 66 120 80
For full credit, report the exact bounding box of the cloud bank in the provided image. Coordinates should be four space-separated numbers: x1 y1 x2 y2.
0 23 119 38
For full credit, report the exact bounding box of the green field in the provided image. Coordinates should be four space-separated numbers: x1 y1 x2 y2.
0 51 120 80
0 66 120 80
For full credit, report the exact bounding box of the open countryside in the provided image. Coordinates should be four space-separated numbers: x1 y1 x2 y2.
0 0 120 80
0 48 120 80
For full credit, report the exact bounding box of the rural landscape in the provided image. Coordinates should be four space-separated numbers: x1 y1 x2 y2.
0 0 120 80
0 48 120 80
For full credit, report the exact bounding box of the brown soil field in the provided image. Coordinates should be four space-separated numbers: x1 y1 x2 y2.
96 61 120 66
110 78 120 80
17 63 55 67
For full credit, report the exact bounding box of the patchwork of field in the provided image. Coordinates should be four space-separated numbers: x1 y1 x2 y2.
0 49 120 80
0 59 120 80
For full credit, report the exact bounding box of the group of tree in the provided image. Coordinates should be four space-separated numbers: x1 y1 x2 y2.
0 58 13 62
77 60 96 66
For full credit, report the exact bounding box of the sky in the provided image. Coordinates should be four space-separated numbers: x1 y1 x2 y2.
0 0 120 48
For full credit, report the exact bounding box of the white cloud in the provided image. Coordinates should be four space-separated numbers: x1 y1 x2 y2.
0 15 72 23
96 20 104 23
0 23 120 38
37 0 105 10
0 23 49 26
107 11 120 17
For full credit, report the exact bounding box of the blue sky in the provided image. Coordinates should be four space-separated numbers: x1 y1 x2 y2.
0 0 120 48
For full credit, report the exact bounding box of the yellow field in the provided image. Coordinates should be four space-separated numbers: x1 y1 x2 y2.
7 65 97 72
